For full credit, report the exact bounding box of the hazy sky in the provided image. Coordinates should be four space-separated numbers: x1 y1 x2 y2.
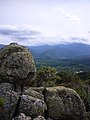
0 0 90 45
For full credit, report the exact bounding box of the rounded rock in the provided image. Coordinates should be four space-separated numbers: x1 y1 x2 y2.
0 43 36 86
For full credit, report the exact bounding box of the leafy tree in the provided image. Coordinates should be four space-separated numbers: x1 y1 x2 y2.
36 66 61 87
57 70 81 84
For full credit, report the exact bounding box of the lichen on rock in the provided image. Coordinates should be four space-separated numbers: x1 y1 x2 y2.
0 43 36 88
45 86 88 120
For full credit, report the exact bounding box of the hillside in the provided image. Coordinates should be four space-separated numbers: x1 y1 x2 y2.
28 43 90 59
28 43 90 71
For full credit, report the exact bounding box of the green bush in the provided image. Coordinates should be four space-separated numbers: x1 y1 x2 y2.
0 98 4 107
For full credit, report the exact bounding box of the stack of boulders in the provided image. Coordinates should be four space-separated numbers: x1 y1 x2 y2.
0 43 88 120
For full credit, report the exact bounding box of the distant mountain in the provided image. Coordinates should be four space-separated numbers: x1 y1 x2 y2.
28 43 90 59
0 44 4 48
1 43 90 59
28 45 52 58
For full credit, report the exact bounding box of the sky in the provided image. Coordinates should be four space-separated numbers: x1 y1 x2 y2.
0 0 90 46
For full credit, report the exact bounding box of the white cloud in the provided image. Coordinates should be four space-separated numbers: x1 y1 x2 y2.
65 14 81 23
0 25 90 46
56 6 81 23
0 25 17 30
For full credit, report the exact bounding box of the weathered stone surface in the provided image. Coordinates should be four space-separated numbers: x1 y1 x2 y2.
28 87 45 94
0 82 13 96
24 88 44 101
19 95 47 118
87 112 90 120
0 43 36 86
12 113 31 120
33 115 46 120
0 84 88 120
45 86 88 120
0 90 19 120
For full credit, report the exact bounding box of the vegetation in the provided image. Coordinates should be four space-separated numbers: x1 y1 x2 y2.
0 98 4 107
36 66 90 112
36 66 61 87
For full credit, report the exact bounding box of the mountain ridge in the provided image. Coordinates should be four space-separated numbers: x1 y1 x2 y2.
0 43 90 59
28 43 90 59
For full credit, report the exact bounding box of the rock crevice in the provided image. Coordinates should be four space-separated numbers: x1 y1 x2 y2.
13 93 22 118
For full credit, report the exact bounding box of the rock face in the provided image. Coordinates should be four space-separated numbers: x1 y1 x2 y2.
0 83 47 120
0 83 88 120
45 86 87 120
0 83 19 120
0 43 36 86
19 95 47 118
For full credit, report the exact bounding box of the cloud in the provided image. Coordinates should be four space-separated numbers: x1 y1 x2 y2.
65 14 81 23
0 25 90 46
0 25 42 45
0 25 40 36
56 6 81 23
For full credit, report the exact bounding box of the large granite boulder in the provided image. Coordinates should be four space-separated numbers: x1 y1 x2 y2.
0 43 36 86
45 86 88 120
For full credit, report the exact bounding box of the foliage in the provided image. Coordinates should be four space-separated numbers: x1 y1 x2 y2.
74 85 90 111
56 70 81 85
0 98 4 107
36 66 61 87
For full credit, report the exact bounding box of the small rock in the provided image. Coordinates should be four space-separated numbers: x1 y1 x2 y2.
33 115 46 120
12 113 31 120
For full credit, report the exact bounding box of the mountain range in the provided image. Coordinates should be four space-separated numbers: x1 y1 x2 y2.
28 43 90 59
0 43 90 59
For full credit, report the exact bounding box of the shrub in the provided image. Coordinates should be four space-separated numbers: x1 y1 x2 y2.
0 98 4 107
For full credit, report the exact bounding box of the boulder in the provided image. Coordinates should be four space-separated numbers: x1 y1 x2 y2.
0 84 88 120
12 113 31 120
45 86 88 120
0 43 36 87
0 90 19 120
19 95 47 118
